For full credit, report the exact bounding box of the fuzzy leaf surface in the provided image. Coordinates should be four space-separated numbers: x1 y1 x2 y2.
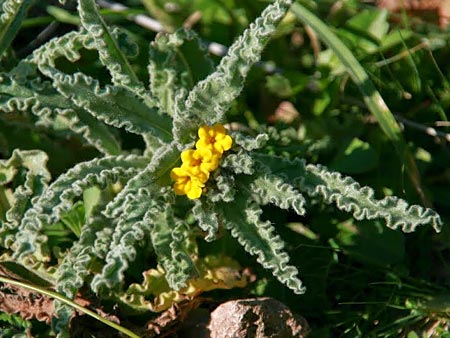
192 200 219 242
78 0 153 106
256 154 443 232
30 31 172 140
104 143 179 217
219 190 305 294
148 28 214 117
13 155 148 259
54 218 109 333
91 192 158 294
38 69 172 141
177 0 293 140
150 208 194 290
0 150 50 248
250 172 306 216
0 72 121 155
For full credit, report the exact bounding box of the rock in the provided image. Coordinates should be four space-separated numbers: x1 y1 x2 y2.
207 297 309 338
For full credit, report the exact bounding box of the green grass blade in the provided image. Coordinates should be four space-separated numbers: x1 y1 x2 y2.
0 275 140 338
290 3 429 206
0 0 32 55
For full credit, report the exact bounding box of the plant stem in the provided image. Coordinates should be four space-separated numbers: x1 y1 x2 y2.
0 275 141 338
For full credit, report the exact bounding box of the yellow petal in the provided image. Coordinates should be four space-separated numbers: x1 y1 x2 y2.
221 134 233 151
195 147 212 159
198 125 210 139
170 167 187 180
173 182 186 195
195 139 211 151
181 149 195 165
186 182 203 199
200 161 218 173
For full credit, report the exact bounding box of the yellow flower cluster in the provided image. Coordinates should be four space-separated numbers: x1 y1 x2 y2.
170 124 233 199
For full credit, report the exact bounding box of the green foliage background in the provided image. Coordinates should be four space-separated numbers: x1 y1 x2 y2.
0 0 449 337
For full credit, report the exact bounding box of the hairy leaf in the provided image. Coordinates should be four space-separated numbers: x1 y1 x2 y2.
0 72 121 155
150 208 195 290
39 69 172 141
13 155 148 259
177 0 293 140
104 143 179 218
91 190 160 294
221 149 255 175
192 200 219 242
0 150 50 248
300 162 443 232
250 172 306 216
208 172 235 203
148 28 214 117
30 30 88 65
53 217 109 335
233 132 269 151
256 154 443 232
78 0 154 106
30 31 173 140
219 191 305 294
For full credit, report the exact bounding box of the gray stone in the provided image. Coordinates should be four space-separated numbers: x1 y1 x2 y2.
207 297 309 338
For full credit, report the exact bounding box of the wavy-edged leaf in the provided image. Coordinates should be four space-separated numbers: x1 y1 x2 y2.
30 30 88 66
256 153 443 233
300 162 442 233
0 72 121 155
13 155 148 259
78 0 153 106
221 149 255 175
149 28 214 117
53 216 109 334
176 0 293 141
4 150 50 221
121 255 247 313
38 69 172 141
91 190 160 294
103 193 192 296
0 149 50 248
167 220 196 286
233 132 269 151
219 190 305 294
104 143 179 218
150 209 195 290
56 191 114 297
250 172 306 216
30 31 172 140
208 172 235 203
192 200 219 242
0 0 32 55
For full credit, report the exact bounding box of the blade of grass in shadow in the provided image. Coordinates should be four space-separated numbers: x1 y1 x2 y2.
290 3 430 207
0 275 140 338
0 0 32 55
